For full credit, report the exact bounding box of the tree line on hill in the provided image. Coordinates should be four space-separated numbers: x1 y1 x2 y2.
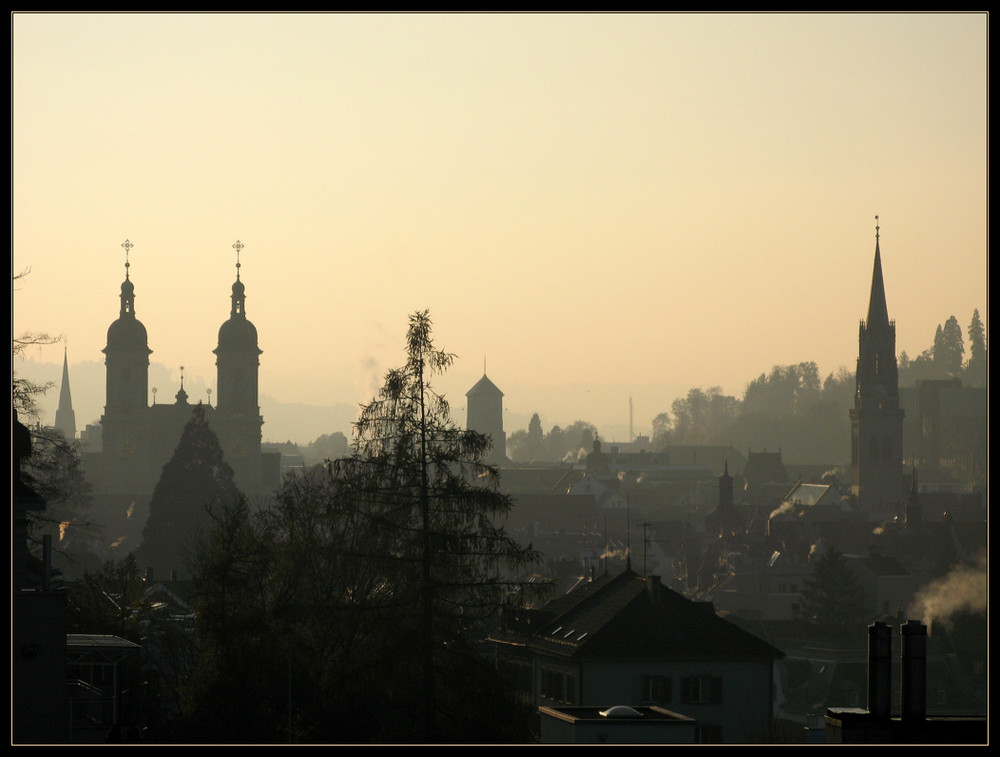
506 309 986 466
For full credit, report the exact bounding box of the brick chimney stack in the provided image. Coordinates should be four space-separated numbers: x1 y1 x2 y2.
867 621 892 720
900 620 928 724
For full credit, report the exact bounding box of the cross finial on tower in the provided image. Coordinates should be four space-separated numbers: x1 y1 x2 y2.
233 240 244 280
122 239 133 278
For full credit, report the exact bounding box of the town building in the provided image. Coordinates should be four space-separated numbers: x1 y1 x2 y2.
900 378 988 493
489 568 784 743
13 410 69 744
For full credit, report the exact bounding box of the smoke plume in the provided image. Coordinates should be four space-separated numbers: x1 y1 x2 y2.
907 549 988 633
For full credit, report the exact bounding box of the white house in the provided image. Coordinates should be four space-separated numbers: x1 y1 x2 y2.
489 568 785 744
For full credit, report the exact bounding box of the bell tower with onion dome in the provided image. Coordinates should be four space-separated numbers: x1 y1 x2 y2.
212 240 264 492
100 239 154 495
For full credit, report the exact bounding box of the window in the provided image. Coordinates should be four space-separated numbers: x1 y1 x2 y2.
696 724 723 743
640 675 671 704
541 668 574 704
682 675 722 704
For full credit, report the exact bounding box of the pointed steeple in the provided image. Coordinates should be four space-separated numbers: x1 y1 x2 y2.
866 216 890 331
55 344 77 440
850 217 904 512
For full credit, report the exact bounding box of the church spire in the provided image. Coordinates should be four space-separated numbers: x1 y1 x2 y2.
55 343 77 440
866 216 890 331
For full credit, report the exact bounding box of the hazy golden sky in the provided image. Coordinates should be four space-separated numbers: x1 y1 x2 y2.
12 12 988 443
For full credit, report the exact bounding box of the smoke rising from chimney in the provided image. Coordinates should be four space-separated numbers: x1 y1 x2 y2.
907 549 987 633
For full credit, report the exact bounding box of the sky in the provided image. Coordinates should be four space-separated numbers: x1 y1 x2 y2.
12 12 989 446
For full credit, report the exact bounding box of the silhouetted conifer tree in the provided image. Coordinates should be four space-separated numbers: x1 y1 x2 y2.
338 309 543 741
964 308 987 386
184 312 543 744
136 405 240 579
797 548 866 629
933 315 965 376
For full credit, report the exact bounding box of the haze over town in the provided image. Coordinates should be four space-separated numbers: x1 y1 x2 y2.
12 12 987 446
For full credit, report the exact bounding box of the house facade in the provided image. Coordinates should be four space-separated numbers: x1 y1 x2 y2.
489 568 784 743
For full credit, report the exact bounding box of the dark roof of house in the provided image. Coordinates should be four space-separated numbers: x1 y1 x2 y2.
494 569 784 663
66 634 141 650
497 466 574 493
142 579 196 610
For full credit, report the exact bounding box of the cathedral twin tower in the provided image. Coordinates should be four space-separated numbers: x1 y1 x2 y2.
97 240 276 505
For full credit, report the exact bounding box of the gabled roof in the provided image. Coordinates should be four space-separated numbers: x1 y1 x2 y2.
142 580 196 611
498 466 575 493
496 569 784 662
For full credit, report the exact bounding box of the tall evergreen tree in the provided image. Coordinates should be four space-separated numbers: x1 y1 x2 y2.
340 309 543 741
933 315 965 376
137 405 241 579
964 308 987 386
184 311 542 744
526 412 545 460
797 548 866 628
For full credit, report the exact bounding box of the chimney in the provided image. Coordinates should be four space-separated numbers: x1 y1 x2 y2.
867 621 892 720
646 574 662 604
42 535 52 592
900 620 927 723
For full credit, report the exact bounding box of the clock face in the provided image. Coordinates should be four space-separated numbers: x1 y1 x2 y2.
231 441 246 457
